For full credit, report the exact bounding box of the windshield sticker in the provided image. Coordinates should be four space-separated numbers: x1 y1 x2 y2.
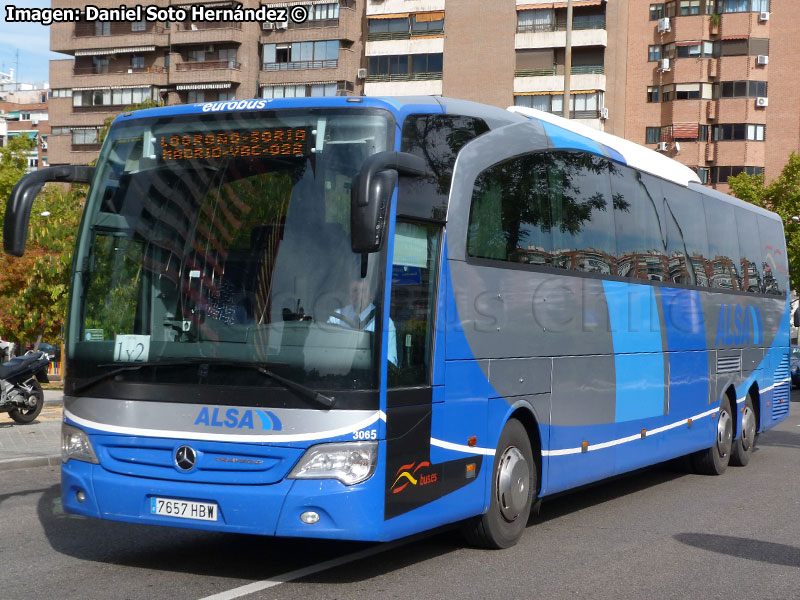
113 335 151 363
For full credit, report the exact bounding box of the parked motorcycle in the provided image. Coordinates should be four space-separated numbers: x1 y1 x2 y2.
0 351 51 424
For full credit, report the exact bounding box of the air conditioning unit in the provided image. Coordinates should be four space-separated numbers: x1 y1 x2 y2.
759 11 770 21
756 96 769 107
657 142 669 152
757 55 769 66
357 67 368 79
657 17 670 32
31 119 38 126
263 21 275 30
41 141 47 150
660 58 670 71
276 20 288 29
600 107 609 120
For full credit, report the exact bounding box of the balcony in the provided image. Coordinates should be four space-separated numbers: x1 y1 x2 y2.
170 60 243 85
70 64 169 88
170 22 245 46
262 59 339 72
52 23 169 53
516 17 606 33
516 27 607 50
514 65 605 77
365 71 442 83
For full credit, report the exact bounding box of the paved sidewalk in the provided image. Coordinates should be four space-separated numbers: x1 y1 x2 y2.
0 390 63 471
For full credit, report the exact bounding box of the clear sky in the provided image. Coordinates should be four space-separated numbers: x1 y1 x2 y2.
0 0 66 85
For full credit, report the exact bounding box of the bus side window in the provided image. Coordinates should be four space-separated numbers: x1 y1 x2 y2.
664 186 710 287
467 153 553 264
399 114 489 221
735 208 764 293
611 165 668 281
757 216 788 296
702 195 742 290
548 151 616 275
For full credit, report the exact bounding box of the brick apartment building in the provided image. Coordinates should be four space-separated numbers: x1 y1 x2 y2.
0 98 50 171
48 0 366 166
49 0 798 191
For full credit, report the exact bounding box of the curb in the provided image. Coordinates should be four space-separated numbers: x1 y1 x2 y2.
0 455 61 472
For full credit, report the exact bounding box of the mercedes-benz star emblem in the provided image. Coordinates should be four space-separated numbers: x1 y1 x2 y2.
175 445 197 471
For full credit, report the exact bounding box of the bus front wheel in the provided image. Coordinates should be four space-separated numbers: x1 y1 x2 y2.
692 396 733 475
462 419 535 549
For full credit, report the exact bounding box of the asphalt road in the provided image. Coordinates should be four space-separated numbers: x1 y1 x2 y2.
1 395 798 600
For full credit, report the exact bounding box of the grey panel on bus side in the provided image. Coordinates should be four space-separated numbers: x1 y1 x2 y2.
488 358 552 399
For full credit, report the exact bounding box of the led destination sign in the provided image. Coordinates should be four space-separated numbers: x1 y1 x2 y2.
159 128 311 161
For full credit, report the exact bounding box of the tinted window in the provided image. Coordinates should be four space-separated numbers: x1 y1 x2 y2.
467 151 617 275
664 186 710 286
735 208 764 292
757 216 788 296
703 196 741 290
399 114 489 220
611 166 668 281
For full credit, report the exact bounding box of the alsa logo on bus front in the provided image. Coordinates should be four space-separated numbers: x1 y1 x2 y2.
194 407 283 431
715 304 763 346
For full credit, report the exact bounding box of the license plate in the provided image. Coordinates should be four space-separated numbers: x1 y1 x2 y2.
150 497 218 521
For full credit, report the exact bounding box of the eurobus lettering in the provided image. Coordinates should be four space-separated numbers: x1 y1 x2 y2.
4 96 790 549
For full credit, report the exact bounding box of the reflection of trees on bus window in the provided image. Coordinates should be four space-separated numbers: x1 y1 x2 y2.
400 114 489 220
467 151 623 275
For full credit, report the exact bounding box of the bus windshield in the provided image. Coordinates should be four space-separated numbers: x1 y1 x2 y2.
67 108 394 406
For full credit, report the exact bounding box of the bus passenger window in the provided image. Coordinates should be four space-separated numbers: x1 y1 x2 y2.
388 222 441 387
757 216 788 296
703 196 741 290
467 153 553 264
664 187 710 286
735 209 764 293
611 166 668 281
547 152 616 275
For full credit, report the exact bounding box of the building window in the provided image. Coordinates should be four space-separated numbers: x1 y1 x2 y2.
720 0 768 12
711 166 764 184
695 167 711 183
514 92 602 118
261 82 338 98
72 128 100 145
368 53 443 80
131 55 145 70
95 21 110 36
518 9 555 32
309 3 340 21
650 3 665 19
411 12 444 34
217 92 235 101
262 41 339 69
187 91 204 103
699 124 710 141
93 57 109 74
73 87 155 107
51 88 72 98
648 45 662 61
131 19 146 32
680 0 701 14
716 80 768 98
647 86 660 102
368 17 410 39
646 127 661 144
712 123 765 141
676 42 714 58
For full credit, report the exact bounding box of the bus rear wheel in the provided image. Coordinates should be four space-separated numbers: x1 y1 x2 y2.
731 396 756 467
462 419 535 549
692 396 733 475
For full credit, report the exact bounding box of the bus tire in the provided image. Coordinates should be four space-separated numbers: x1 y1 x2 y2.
462 419 534 549
731 395 756 467
692 396 733 475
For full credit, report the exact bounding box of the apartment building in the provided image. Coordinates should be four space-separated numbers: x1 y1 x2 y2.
48 0 366 166
0 99 50 171
623 0 798 191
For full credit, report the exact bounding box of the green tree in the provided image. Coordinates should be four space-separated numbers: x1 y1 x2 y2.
728 152 800 291
0 135 36 247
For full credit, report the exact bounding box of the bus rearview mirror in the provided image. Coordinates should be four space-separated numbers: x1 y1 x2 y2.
351 151 427 254
3 165 95 257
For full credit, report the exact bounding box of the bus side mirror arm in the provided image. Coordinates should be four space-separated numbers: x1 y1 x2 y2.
351 152 427 254
3 165 95 257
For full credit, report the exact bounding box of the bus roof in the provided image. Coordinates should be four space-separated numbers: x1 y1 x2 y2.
507 105 702 188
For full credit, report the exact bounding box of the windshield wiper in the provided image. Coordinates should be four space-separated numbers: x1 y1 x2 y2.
72 358 335 409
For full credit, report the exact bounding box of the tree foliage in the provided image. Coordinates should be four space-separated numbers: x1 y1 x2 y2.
0 135 86 347
728 152 800 292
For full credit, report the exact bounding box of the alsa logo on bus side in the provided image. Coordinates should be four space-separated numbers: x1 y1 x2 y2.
194 407 283 431
201 100 268 113
715 304 763 346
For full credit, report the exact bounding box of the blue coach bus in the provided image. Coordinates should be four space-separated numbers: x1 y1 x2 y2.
4 96 790 548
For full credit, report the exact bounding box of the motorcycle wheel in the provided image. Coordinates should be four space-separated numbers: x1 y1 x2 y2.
9 380 44 424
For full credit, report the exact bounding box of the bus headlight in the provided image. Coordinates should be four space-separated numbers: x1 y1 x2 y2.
288 442 377 485
61 424 99 464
